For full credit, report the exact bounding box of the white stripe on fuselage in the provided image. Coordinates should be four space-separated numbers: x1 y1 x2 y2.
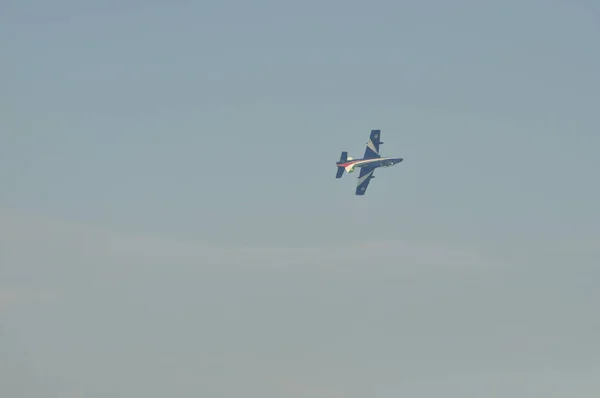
347 156 397 168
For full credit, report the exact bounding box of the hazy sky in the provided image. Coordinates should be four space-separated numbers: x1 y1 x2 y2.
2 0 600 396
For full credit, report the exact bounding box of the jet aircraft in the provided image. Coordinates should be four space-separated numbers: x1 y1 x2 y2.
335 129 403 195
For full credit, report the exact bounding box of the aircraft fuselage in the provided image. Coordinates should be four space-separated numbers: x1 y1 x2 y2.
336 156 403 173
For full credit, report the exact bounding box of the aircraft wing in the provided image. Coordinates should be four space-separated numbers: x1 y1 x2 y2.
355 167 375 195
363 129 383 159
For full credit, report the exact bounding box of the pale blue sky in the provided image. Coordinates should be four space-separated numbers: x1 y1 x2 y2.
2 0 600 396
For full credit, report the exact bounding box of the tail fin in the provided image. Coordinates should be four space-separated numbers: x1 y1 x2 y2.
335 151 348 178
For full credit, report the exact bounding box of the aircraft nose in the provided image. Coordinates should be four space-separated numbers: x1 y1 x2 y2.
399 158 403 162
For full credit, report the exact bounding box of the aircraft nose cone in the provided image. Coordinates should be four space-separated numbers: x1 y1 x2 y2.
399 158 403 162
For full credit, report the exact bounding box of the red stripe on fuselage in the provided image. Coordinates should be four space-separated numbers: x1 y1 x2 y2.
337 160 363 167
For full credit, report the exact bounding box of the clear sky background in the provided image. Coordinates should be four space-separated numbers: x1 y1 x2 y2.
2 0 600 396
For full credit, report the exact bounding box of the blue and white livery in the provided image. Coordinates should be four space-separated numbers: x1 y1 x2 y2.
335 129 403 195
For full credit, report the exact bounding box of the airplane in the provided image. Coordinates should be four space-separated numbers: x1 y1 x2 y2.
335 129 403 195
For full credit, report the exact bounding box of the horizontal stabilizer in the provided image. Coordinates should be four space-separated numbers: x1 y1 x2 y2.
336 151 348 178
